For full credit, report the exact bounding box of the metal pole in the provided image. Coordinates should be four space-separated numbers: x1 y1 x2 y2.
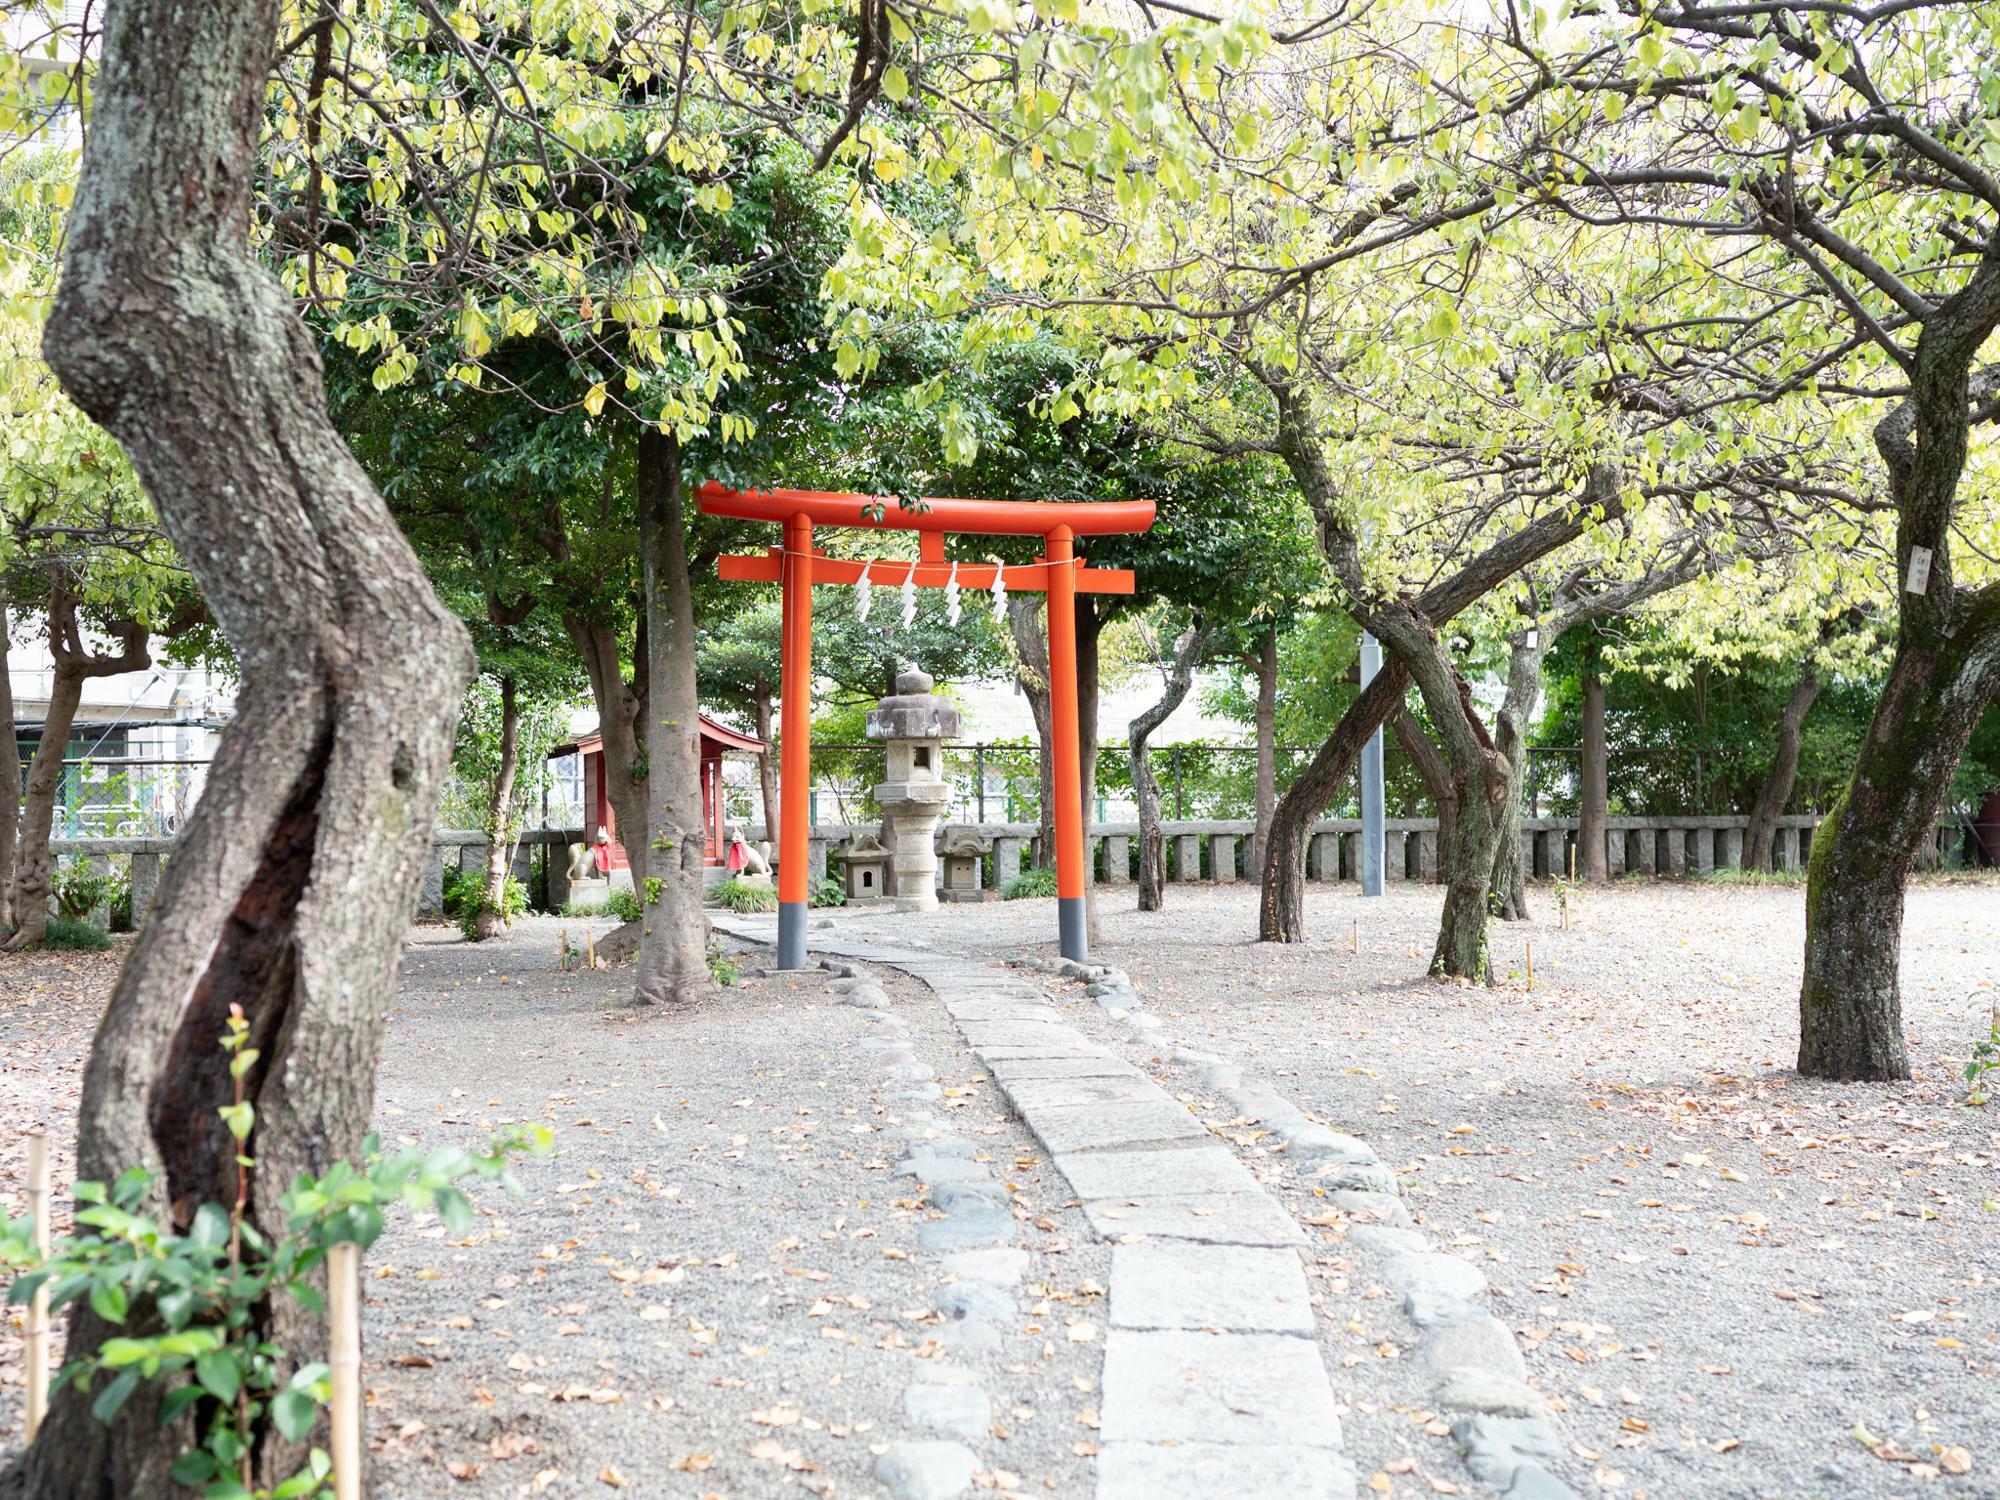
1045 527 1088 962
1359 632 1386 897
778 513 813 969
975 744 986 824
1172 744 1185 819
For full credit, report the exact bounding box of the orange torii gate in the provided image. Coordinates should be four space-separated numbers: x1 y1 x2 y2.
699 482 1156 968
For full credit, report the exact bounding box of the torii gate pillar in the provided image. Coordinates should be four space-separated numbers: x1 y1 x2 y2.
1044 525 1088 960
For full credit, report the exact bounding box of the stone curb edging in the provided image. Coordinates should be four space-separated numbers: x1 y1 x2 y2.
821 960 1023 1500
1014 953 1583 1500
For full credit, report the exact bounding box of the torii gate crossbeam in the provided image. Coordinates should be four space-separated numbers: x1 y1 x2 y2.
700 482 1156 968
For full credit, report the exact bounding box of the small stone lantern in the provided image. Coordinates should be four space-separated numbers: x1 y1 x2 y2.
939 832 989 903
838 832 891 905
868 668 960 912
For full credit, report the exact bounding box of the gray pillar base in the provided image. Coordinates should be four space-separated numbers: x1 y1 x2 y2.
778 901 807 970
1058 895 1088 963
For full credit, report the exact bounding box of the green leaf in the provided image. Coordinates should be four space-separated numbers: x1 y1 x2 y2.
195 1350 241 1404
271 1387 318 1443
90 1369 140 1424
170 1448 217 1484
88 1279 129 1325
190 1203 231 1249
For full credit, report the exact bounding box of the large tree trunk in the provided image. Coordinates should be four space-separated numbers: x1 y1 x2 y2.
1259 660 1411 942
1007 595 1055 863
1390 707 1456 887
1578 658 1609 881
754 683 779 845
0 589 16 932
1489 636 1549 922
1799 623 1998 1078
1744 664 1820 870
1250 629 1277 872
1366 604 1511 981
1131 625 1209 912
5 579 148 949
631 430 716 1007
1800 303 2000 1080
473 675 523 940
13 1 474 1490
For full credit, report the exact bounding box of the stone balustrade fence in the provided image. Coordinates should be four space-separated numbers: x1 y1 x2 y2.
50 812 1974 932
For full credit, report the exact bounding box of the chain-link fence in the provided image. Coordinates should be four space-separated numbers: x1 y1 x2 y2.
45 758 208 839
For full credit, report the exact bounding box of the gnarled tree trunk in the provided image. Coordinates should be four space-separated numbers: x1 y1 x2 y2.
1744 664 1820 870
1489 635 1549 921
1259 661 1411 942
1365 604 1511 981
11 1 474 1490
473 674 522 940
1131 625 1210 911
6 576 148 949
632 430 716 1006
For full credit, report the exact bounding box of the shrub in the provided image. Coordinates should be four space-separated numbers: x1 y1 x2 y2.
1002 866 1060 900
455 873 529 941
53 857 126 923
605 887 642 924
39 915 111 951
707 939 740 986
809 876 846 908
712 876 779 913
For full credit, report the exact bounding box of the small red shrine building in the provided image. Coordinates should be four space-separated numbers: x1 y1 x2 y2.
552 714 767 873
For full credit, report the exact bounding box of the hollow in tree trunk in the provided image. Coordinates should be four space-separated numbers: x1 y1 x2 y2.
1259 661 1411 942
5 576 147 949
632 430 717 1006
1744 664 1820 871
473 675 523 940
1131 625 1209 912
10 1 475 1489
1578 659 1609 881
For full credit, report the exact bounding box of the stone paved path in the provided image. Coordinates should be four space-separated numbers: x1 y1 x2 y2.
718 917 1360 1500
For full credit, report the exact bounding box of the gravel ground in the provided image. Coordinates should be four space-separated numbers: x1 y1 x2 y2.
0 918 1113 1497
822 877 2000 1500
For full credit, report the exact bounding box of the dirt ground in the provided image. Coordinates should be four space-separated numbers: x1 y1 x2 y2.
3 876 1996 1499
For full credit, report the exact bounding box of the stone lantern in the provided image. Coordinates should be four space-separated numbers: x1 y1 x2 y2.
867 668 960 911
838 831 891 905
939 831 990 903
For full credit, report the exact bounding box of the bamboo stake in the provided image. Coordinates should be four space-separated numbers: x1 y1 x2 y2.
1526 943 1534 991
1351 918 1359 955
328 1242 362 1500
25 1126 49 1442
586 932 597 971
